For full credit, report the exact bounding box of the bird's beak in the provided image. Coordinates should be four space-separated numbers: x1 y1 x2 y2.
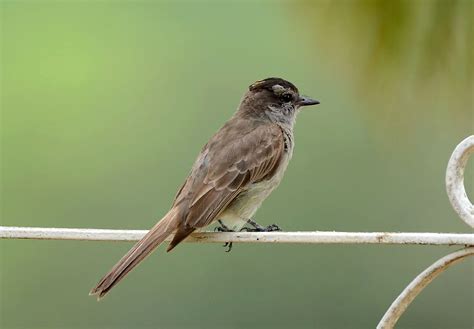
297 95 320 107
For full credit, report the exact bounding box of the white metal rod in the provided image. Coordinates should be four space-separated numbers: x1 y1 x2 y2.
1 226 472 245
377 247 474 329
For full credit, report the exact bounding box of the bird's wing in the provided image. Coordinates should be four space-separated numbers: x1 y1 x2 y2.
173 120 285 229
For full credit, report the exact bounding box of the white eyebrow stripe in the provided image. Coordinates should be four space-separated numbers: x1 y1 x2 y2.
272 84 287 94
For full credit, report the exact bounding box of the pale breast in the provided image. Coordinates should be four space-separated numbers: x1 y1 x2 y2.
222 143 293 221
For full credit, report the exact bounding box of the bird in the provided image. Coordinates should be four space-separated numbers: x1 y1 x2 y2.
89 77 319 300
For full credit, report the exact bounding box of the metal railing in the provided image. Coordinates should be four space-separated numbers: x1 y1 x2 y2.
1 135 473 328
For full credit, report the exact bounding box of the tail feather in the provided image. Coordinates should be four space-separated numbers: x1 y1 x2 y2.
90 208 179 300
166 225 195 252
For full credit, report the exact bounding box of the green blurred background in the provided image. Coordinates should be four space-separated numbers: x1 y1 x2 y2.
1 1 472 328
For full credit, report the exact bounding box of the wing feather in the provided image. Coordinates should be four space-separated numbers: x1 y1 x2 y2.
173 120 285 229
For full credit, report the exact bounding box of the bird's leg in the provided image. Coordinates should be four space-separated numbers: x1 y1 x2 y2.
214 220 234 252
240 218 282 232
214 220 233 232
223 242 233 253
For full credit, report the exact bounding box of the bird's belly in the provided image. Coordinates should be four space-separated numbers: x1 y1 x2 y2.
219 152 291 230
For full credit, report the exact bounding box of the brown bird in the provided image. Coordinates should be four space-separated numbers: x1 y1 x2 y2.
90 77 319 299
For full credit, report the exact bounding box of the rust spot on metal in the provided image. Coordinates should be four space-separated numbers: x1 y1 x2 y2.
376 233 390 243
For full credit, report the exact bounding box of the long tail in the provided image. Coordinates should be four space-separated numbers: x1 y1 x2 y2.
89 207 180 300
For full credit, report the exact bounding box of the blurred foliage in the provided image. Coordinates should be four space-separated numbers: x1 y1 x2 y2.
297 0 472 135
0 1 472 329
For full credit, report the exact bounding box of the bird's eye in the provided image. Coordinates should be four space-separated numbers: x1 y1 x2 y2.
280 93 292 102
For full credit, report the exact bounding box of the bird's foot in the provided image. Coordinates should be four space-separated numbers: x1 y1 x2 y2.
214 220 234 252
214 220 234 232
223 242 233 253
241 219 282 232
239 224 281 232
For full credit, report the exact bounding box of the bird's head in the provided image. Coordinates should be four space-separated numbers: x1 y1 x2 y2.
239 77 319 124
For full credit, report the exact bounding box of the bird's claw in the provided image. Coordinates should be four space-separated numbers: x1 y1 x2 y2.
240 224 282 232
265 224 282 231
215 220 234 252
223 242 233 252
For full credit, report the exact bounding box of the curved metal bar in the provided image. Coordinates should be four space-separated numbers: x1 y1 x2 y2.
377 247 474 329
378 136 474 328
446 135 474 227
